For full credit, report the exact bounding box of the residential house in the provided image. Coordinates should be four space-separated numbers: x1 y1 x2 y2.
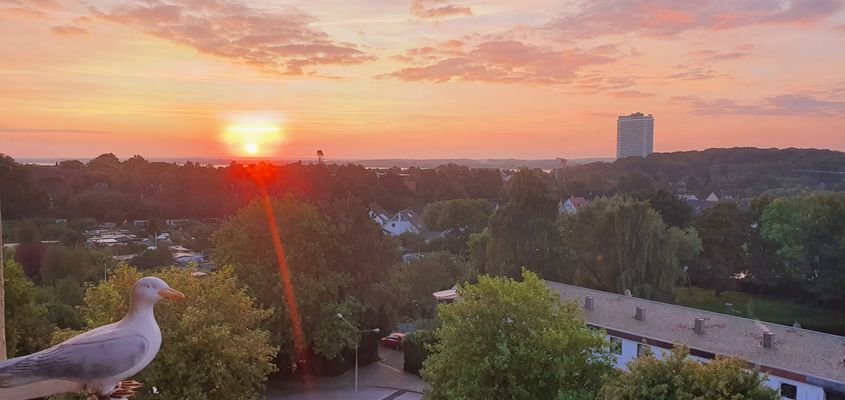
685 192 720 214
382 209 424 236
165 219 192 227
368 202 392 226
173 252 205 266
547 281 845 400
559 196 588 215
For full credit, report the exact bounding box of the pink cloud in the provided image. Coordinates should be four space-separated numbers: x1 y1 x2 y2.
610 90 655 98
411 0 472 19
51 25 89 35
688 49 753 62
379 40 617 85
675 94 845 116
1 6 46 18
548 0 844 38
92 0 374 75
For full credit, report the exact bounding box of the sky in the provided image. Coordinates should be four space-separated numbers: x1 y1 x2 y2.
1 0 845 160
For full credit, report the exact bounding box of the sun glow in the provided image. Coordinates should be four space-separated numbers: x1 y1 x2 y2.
221 113 285 157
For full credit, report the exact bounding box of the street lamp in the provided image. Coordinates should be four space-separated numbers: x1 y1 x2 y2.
336 313 380 393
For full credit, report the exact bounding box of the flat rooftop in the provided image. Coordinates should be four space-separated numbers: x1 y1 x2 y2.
545 281 845 385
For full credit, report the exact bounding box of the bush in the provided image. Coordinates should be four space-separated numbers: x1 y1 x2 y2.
75 265 278 400
403 330 437 375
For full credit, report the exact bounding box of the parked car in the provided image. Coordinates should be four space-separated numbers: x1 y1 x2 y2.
380 332 406 350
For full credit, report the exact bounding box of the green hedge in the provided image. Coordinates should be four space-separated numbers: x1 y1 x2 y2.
403 330 438 375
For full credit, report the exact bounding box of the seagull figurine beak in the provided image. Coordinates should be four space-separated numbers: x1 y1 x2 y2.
158 288 185 301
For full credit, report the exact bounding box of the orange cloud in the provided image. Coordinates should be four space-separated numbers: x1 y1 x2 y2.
610 90 654 98
411 0 472 19
51 25 89 35
381 40 617 85
547 0 844 38
91 0 375 75
1 6 46 18
675 94 845 116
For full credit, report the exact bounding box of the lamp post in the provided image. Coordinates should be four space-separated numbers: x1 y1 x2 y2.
336 313 379 393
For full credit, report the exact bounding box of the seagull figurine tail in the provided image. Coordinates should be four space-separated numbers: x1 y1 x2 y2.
0 277 185 400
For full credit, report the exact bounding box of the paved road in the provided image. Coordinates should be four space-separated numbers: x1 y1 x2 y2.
265 347 426 400
379 347 405 373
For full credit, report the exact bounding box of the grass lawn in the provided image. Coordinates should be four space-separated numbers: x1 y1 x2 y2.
673 287 845 336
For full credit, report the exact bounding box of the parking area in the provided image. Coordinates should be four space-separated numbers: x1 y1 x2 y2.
265 346 426 400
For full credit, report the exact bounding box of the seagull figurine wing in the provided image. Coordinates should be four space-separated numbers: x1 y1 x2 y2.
0 277 184 400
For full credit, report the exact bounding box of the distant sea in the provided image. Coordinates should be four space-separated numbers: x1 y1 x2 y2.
17 157 614 170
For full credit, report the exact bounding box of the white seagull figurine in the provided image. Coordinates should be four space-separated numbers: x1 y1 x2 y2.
0 277 185 400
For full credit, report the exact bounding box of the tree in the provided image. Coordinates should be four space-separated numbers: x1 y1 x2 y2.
123 155 149 170
422 270 613 400
0 154 48 219
422 199 493 254
212 196 397 371
403 329 437 375
145 219 160 238
599 347 778 400
131 245 173 270
486 169 564 279
467 228 491 276
397 252 466 319
87 153 122 171
691 203 749 294
761 192 845 302
58 159 85 169
616 171 654 196
77 265 277 400
3 260 55 358
564 197 701 302
647 190 693 228
745 195 789 295
39 246 102 285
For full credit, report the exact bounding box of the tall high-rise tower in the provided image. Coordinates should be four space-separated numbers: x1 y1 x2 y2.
616 112 654 159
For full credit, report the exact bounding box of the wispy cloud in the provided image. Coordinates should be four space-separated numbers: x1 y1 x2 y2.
675 94 845 116
91 0 375 75
547 0 844 39
51 25 89 35
410 0 472 19
0 127 111 134
380 40 617 85
1 6 46 18
610 90 654 98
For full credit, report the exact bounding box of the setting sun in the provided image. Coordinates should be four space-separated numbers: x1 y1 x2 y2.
244 143 259 155
221 114 285 157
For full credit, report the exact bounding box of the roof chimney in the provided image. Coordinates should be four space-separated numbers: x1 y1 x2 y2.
763 332 774 349
635 306 646 321
694 318 704 334
584 296 594 310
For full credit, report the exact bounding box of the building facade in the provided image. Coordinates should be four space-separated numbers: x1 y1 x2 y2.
546 281 845 400
617 112 654 159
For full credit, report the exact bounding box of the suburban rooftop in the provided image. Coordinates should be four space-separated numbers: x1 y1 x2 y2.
545 281 845 385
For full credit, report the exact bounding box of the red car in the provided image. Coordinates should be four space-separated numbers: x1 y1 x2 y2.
380 332 406 350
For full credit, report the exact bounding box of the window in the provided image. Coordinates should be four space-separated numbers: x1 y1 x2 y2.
609 337 623 355
391 223 396 227
637 343 650 358
780 383 797 400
